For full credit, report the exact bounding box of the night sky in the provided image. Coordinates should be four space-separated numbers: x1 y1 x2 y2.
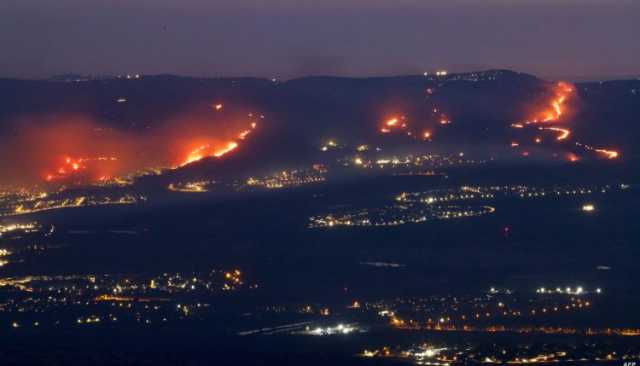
1 0 638 80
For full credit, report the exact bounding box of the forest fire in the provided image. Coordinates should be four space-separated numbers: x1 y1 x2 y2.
575 143 620 160
176 120 256 167
380 116 407 133
178 141 240 167
0 107 262 186
510 82 620 161
45 156 118 182
524 82 573 125
541 127 571 141
181 145 211 167
594 149 619 159
213 142 239 158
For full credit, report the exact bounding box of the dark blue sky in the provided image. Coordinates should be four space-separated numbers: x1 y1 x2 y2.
1 0 638 80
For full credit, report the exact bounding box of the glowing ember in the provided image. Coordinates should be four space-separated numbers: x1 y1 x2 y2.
541 127 571 141
181 145 211 167
508 81 620 162
594 149 619 159
526 82 574 124
45 156 118 182
380 116 408 133
568 153 580 162
178 141 240 167
238 130 251 140
213 141 238 157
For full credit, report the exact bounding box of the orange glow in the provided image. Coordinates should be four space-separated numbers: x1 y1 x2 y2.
0 106 265 186
238 129 251 140
95 294 134 302
595 148 619 159
423 131 432 140
542 127 570 141
385 118 399 127
534 137 542 144
510 82 621 162
45 156 118 182
178 140 241 167
181 144 210 167
519 82 574 126
567 153 580 162
214 103 223 111
380 116 407 134
213 141 238 157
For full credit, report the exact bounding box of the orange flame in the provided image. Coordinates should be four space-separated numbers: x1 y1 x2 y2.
213 141 238 157
567 153 580 162
594 149 619 159
45 156 118 182
541 127 570 141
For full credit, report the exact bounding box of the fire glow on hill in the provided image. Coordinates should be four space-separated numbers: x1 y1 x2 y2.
509 82 619 161
0 105 261 186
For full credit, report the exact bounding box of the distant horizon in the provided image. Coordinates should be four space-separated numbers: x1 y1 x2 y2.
2 1 638 83
3 68 639 83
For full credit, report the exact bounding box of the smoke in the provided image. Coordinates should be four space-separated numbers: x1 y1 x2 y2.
0 107 259 187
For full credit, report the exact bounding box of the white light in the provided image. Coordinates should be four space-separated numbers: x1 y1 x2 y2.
582 204 595 212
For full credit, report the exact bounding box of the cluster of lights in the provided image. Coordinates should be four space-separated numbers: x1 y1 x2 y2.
300 323 359 336
167 180 215 193
345 153 482 170
309 205 495 228
240 167 326 190
398 184 629 206
361 342 640 365
1 193 144 217
1 269 256 330
0 222 39 236
535 286 601 295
